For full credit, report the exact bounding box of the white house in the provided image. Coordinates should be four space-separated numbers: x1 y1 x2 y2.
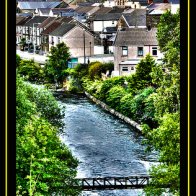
113 28 163 76
90 13 122 32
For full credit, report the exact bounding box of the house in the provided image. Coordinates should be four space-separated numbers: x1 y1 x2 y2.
40 17 74 53
48 7 76 17
16 15 32 44
146 3 171 27
117 9 147 29
72 6 100 23
37 8 51 16
89 13 122 32
21 16 49 47
113 28 163 76
169 0 180 14
17 1 62 14
48 22 95 64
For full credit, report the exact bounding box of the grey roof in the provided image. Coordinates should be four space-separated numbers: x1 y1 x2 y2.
105 27 117 33
93 13 122 21
24 16 48 27
114 28 158 46
49 23 76 36
122 9 146 27
108 7 125 13
18 2 61 9
37 17 56 28
38 8 51 14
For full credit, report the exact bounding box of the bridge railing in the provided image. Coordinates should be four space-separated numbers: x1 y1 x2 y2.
72 175 152 190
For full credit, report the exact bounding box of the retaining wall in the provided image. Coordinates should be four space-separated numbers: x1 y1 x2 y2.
85 92 142 132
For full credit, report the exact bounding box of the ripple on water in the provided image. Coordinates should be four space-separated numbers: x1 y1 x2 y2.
57 95 158 196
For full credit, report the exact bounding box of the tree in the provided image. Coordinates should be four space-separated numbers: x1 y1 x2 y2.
44 42 71 84
16 75 80 195
17 59 44 82
126 54 157 94
142 10 180 195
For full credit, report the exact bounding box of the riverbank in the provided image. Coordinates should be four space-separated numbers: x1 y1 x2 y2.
84 91 142 132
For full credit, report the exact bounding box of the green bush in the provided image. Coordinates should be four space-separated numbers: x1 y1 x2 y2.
88 61 103 79
97 76 126 101
129 87 155 123
106 86 126 111
17 59 44 82
119 93 134 117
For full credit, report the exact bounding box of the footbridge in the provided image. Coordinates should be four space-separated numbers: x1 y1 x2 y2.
73 175 151 190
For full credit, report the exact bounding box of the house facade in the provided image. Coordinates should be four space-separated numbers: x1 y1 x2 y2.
113 28 163 76
48 23 95 63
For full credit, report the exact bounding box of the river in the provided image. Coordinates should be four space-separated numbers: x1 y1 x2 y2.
55 93 158 196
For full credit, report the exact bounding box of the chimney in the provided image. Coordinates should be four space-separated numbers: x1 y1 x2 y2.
147 0 153 4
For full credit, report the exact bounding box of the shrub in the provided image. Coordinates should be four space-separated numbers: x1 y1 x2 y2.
106 86 126 111
17 59 44 82
120 93 134 117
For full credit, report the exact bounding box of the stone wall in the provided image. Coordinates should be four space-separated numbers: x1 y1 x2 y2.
85 92 142 132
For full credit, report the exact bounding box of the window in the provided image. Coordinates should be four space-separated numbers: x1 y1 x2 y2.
152 47 157 56
122 46 128 56
131 66 134 70
138 47 143 56
122 67 128 71
58 37 60 44
51 37 54 45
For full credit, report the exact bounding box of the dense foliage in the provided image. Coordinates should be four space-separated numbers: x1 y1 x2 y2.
44 42 71 84
17 59 44 82
16 75 80 196
142 10 180 195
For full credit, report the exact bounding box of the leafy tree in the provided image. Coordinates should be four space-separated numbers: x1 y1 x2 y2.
17 59 44 82
44 42 71 84
142 10 180 195
127 54 157 94
16 75 80 195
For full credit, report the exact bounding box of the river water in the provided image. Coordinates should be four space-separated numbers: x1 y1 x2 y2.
55 93 158 196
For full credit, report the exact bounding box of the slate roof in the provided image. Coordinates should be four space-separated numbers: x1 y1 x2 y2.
90 7 112 15
41 21 62 35
18 2 61 9
16 16 31 25
114 28 158 46
38 8 51 15
108 7 125 13
37 17 56 28
92 13 122 21
16 15 32 25
57 16 74 23
49 23 76 36
105 26 117 33
122 9 146 27
24 16 48 27
75 6 98 14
